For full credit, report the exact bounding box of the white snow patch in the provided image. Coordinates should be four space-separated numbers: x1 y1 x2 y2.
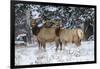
15 41 25 45
45 6 57 11
37 23 44 27
31 11 40 19
16 34 26 40
15 41 94 65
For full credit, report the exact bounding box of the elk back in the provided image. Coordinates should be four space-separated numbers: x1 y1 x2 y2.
37 27 59 42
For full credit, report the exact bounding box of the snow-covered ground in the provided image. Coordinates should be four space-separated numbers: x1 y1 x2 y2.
15 41 94 65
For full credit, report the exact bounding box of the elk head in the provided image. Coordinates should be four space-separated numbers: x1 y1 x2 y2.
31 19 41 36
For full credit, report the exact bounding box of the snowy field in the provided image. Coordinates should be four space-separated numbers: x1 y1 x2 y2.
15 41 94 65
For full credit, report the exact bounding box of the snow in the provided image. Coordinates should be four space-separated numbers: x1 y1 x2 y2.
37 23 44 27
45 6 57 11
15 41 25 45
16 34 26 40
15 41 94 65
88 35 94 41
31 11 40 19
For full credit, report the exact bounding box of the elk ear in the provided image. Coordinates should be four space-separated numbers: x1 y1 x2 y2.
77 29 84 40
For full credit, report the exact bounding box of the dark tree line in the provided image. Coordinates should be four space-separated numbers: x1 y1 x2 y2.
15 3 95 44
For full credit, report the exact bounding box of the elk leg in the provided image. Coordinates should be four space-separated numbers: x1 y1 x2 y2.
56 41 59 51
74 35 81 46
64 41 67 46
37 40 41 50
59 41 62 51
42 42 46 51
75 40 81 46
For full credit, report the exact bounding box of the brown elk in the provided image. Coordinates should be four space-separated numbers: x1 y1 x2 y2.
59 28 84 49
31 19 61 51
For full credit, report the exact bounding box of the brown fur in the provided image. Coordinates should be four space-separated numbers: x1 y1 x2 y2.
59 28 84 48
37 27 60 50
32 19 84 51
31 19 60 51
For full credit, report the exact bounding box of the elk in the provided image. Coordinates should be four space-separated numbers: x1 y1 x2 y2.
59 28 84 49
31 19 61 51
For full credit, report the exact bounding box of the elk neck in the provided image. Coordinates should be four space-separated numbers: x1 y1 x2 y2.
55 27 60 37
32 24 41 36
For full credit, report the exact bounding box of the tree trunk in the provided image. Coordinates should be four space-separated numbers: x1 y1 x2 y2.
26 9 33 44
